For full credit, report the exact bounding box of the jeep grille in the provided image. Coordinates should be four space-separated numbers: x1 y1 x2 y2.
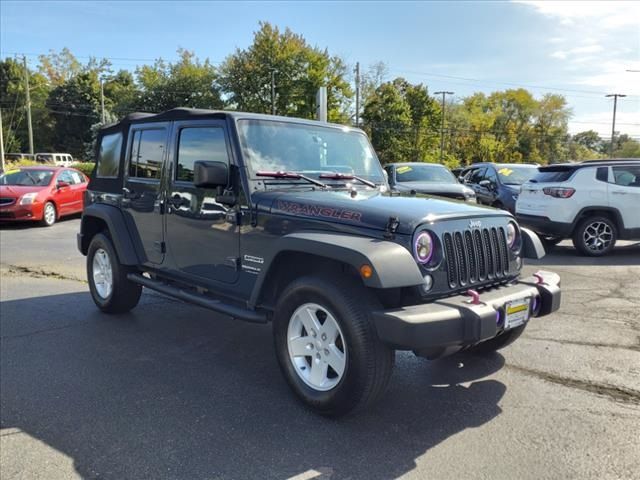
443 226 509 288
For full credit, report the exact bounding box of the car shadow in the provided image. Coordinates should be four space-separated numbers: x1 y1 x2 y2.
0 212 82 230
1 291 507 480
527 241 640 267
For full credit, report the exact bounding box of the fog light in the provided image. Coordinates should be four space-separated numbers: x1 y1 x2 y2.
421 274 433 293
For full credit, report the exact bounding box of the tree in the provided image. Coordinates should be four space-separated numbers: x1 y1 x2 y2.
218 22 352 122
573 130 602 151
135 48 222 112
614 138 640 158
46 71 101 158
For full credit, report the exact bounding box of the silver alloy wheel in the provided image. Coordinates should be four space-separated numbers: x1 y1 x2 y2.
44 203 56 225
92 248 113 299
287 302 347 392
583 221 613 252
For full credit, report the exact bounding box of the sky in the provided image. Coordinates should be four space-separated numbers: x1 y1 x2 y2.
1 0 638 138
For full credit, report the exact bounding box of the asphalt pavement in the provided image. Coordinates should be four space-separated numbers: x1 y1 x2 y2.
1 218 639 480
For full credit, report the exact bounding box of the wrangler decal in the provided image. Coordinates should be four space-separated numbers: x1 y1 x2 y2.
277 200 362 222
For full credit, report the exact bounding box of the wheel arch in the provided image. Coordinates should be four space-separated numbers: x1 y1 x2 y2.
572 206 624 233
79 204 140 265
249 232 424 309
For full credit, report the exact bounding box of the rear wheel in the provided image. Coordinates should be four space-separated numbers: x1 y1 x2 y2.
273 275 394 417
41 202 56 227
87 233 142 313
572 216 617 256
467 324 527 355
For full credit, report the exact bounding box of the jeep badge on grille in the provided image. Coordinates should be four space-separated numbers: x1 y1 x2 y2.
469 220 482 229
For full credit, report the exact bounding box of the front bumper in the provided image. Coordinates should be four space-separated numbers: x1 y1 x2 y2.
373 271 561 353
0 203 42 221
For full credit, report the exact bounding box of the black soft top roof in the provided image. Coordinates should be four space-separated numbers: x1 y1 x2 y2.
99 108 359 135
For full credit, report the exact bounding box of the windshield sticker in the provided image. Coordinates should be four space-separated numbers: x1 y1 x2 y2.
498 168 513 176
277 200 362 221
396 166 412 174
3 169 21 175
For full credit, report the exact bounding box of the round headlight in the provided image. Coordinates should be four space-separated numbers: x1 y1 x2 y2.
507 222 517 247
414 231 434 264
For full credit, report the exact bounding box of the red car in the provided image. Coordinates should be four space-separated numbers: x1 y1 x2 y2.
0 166 89 226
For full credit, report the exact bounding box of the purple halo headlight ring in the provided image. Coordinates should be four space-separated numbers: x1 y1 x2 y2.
507 222 517 248
414 231 434 264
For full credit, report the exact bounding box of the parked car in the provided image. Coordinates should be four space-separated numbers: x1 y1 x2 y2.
460 163 539 214
4 153 36 164
384 162 476 202
517 159 640 256
78 108 561 417
0 166 88 226
35 152 75 167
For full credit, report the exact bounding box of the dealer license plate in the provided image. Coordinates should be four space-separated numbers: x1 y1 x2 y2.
505 297 531 330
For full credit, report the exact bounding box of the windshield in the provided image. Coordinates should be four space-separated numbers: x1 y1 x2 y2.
395 164 457 184
496 166 538 185
0 169 54 186
237 119 385 184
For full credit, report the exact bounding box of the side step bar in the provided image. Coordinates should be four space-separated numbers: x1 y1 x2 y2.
127 273 267 324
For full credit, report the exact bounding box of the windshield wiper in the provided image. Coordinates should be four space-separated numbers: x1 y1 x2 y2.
256 171 328 188
318 172 377 188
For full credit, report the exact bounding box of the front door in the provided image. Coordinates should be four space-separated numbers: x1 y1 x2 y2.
609 165 640 229
165 121 240 284
123 123 169 265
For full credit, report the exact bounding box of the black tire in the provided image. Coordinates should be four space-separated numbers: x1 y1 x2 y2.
467 324 527 355
87 233 142 314
273 275 394 417
41 201 57 227
572 216 617 257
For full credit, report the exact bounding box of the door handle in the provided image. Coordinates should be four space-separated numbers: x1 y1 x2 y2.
611 191 628 195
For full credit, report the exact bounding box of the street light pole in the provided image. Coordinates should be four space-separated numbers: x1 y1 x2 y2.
605 93 626 156
434 91 454 163
100 78 106 124
354 62 360 128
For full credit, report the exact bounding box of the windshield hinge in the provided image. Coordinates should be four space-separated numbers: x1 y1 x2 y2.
385 216 400 238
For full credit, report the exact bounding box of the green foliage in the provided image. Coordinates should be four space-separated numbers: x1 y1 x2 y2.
72 162 96 176
218 22 352 122
614 139 640 158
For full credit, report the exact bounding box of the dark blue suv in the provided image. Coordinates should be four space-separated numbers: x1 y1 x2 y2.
460 163 539 214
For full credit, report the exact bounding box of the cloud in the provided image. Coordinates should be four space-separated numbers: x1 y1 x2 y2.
569 111 640 136
515 1 640 29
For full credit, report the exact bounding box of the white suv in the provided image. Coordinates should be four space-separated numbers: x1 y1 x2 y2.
516 159 640 256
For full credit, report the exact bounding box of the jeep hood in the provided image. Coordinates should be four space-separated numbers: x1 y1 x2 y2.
255 189 508 235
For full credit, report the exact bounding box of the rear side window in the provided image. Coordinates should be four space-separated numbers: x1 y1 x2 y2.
96 133 123 178
596 167 609 182
531 167 575 183
129 129 166 180
176 127 228 182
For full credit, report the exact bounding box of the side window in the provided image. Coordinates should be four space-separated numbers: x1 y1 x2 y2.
596 167 609 182
484 168 498 184
57 170 73 184
69 170 83 184
129 129 166 180
612 166 640 187
96 133 123 178
468 168 486 184
176 127 228 182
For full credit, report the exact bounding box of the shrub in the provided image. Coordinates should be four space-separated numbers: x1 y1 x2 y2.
72 162 96 176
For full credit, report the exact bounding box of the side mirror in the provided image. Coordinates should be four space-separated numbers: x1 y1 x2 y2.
479 179 491 188
193 161 228 189
57 180 70 189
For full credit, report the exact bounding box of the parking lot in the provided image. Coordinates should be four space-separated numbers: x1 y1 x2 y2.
1 218 639 480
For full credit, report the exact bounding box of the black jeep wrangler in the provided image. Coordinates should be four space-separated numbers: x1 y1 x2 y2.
78 108 561 416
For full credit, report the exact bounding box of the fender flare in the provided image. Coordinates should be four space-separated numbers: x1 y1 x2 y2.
79 203 140 265
248 232 424 307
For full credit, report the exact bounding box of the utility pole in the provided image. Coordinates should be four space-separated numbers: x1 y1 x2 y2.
354 62 360 128
23 55 34 155
271 70 276 115
0 107 5 171
100 78 106 124
434 91 454 163
605 93 626 156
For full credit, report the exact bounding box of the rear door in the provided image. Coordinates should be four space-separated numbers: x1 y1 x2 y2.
67 169 87 213
123 123 169 265
609 165 640 230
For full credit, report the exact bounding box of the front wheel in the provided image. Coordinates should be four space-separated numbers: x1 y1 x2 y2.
41 202 56 226
273 275 394 417
87 233 142 313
